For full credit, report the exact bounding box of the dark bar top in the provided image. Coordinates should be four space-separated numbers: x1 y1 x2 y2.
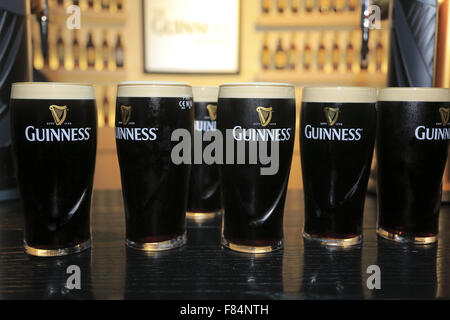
0 190 449 300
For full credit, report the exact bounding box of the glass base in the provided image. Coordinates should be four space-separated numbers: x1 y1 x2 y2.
126 232 187 251
187 210 222 222
221 236 283 254
24 239 91 257
377 227 437 245
303 232 362 247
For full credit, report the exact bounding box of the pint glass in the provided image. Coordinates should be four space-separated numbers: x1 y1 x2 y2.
300 87 377 246
115 81 193 251
218 83 296 253
187 86 222 222
377 88 450 244
10 82 97 256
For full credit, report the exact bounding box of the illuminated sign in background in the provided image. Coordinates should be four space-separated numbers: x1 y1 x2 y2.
143 0 240 74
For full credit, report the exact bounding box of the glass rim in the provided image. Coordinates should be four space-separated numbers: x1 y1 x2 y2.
12 82 94 88
378 87 450 102
219 82 295 88
302 86 377 103
117 81 193 98
219 82 295 99
118 81 191 87
11 82 95 100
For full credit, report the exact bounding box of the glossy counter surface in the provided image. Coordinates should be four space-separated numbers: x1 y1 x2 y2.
0 190 449 299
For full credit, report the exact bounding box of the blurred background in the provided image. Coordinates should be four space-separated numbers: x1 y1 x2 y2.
1 0 449 197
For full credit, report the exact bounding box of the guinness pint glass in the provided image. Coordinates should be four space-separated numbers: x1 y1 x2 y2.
115 81 193 251
300 87 377 246
218 83 296 253
187 86 222 222
10 83 97 256
377 88 450 244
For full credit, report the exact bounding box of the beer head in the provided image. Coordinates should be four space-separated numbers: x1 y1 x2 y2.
11 82 95 100
378 87 450 102
219 82 295 99
192 86 219 103
302 86 377 103
117 81 192 98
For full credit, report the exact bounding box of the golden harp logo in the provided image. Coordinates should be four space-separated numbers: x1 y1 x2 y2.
324 107 340 127
120 105 132 125
206 104 217 121
49 105 68 126
439 107 449 126
256 106 273 127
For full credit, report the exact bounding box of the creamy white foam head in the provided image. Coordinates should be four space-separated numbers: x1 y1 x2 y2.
11 82 95 100
302 87 377 103
219 82 295 99
193 86 219 102
118 81 192 98
378 88 450 102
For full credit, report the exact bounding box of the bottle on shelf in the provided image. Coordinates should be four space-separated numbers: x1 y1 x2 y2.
304 0 315 13
115 33 124 69
375 32 384 72
303 32 312 71
72 30 80 69
102 88 110 127
56 27 65 69
277 0 286 14
102 30 109 70
274 36 287 70
101 0 109 10
291 0 300 13
88 0 94 9
86 31 96 68
346 32 354 72
334 0 346 12
331 32 340 71
262 0 271 14
261 34 271 70
288 33 298 70
319 0 331 14
57 0 64 7
348 0 357 12
117 0 123 11
317 32 327 71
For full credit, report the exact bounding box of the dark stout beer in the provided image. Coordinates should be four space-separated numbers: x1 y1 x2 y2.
187 86 222 222
10 83 97 256
218 83 296 253
300 87 377 246
115 81 193 251
377 88 450 244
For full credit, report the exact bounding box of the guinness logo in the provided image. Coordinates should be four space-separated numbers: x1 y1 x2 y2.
120 105 132 125
206 104 217 121
439 107 449 126
324 107 340 127
256 106 273 127
49 105 68 126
